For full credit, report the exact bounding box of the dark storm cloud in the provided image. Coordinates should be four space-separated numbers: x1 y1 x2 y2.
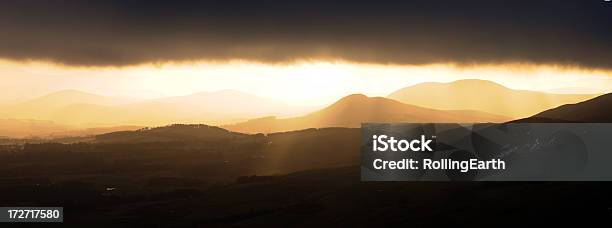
1 0 611 68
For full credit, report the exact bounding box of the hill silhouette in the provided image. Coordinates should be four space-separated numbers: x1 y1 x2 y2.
517 93 612 122
225 94 510 133
387 79 598 118
95 124 256 143
2 124 360 182
0 124 607 226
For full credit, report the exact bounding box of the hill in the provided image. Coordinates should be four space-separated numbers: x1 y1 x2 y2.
20 90 132 108
95 124 256 143
0 90 315 127
0 127 606 226
224 94 510 133
518 93 612 122
387 79 598 118
0 90 134 121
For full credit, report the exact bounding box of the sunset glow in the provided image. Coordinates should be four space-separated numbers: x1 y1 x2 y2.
2 59 611 107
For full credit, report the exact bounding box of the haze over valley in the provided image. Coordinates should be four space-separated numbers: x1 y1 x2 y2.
0 79 601 138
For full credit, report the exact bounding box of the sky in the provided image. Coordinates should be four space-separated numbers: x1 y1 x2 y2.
1 0 612 106
1 0 611 68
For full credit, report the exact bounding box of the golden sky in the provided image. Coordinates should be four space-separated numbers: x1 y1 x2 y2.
2 59 612 106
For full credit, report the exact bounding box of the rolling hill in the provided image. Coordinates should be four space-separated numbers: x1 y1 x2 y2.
0 90 135 120
0 90 315 128
387 79 598 119
518 93 612 122
224 94 510 133
95 124 254 143
19 90 133 108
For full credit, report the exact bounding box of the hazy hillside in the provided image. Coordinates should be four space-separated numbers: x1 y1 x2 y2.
225 94 510 133
0 90 135 120
518 93 612 122
154 90 313 117
0 119 141 138
48 102 213 127
0 119 70 138
0 90 315 128
387 79 598 118
22 90 133 107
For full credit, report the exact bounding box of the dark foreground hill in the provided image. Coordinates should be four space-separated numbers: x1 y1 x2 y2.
95 124 253 143
0 166 610 226
1 125 361 183
517 93 612 122
1 124 611 226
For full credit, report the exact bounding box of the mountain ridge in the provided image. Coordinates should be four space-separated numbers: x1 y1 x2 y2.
224 93 510 133
517 93 612 122
387 79 599 118
0 89 316 127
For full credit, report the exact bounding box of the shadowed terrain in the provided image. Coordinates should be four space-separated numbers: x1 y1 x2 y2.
523 93 612 122
1 93 612 226
0 123 611 226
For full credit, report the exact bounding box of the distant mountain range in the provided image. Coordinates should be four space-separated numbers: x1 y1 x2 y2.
387 79 598 119
224 94 510 133
8 90 611 139
1 79 605 137
0 89 314 128
0 90 135 119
